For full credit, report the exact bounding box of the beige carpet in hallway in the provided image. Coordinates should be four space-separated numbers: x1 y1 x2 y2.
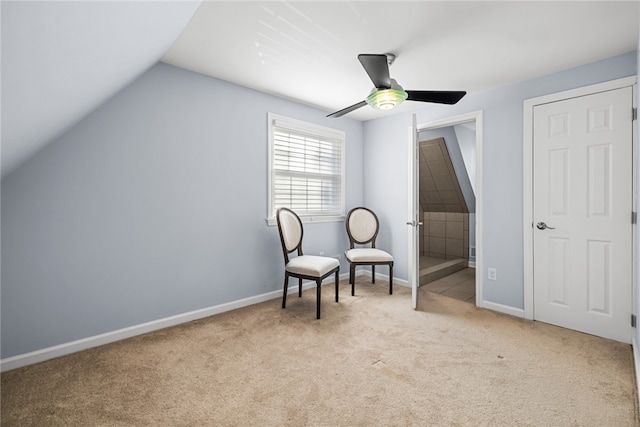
1 279 637 426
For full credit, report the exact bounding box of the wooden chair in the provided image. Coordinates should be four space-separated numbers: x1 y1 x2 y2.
276 207 340 319
345 207 394 296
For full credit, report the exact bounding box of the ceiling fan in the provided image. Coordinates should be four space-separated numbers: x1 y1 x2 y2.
327 53 466 118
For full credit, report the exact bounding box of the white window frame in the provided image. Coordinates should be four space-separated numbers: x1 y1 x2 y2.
267 113 346 225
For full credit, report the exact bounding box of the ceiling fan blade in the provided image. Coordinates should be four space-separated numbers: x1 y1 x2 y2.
406 90 467 105
326 100 367 118
358 54 391 89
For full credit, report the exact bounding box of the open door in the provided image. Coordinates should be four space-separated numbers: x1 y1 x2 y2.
408 114 420 309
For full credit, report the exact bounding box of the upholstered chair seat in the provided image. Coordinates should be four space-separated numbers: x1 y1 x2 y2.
345 248 393 263
286 255 340 277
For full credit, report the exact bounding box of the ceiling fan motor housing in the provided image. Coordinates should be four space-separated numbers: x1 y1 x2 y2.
367 79 408 110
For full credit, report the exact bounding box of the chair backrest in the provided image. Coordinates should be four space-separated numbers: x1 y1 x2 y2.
346 207 380 248
276 207 304 263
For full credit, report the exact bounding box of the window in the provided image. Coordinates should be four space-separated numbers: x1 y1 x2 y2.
268 113 345 224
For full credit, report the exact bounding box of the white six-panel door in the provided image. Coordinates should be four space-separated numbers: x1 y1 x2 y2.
533 86 633 343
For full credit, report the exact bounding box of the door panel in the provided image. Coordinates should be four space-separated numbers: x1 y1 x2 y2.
533 86 633 343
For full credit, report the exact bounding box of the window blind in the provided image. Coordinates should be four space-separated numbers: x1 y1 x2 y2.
271 123 343 218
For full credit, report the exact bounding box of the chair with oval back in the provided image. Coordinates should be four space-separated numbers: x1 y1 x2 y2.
345 207 394 296
276 207 340 319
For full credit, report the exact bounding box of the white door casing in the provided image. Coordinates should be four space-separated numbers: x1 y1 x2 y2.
409 114 420 309
527 82 634 343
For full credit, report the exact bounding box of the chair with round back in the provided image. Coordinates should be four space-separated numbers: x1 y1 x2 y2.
276 207 340 319
345 207 394 296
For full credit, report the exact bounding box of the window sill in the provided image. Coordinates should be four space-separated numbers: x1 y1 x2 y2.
266 215 346 226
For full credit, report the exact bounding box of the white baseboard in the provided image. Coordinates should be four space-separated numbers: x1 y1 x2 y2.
360 270 408 288
0 272 351 373
0 272 525 372
481 300 525 318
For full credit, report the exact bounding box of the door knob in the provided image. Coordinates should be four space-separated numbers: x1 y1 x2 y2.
536 222 555 230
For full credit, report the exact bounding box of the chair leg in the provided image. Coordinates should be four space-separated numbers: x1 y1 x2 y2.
389 263 393 295
349 263 353 284
350 264 356 296
372 265 376 284
298 278 303 297
335 270 339 302
316 279 322 319
282 273 289 308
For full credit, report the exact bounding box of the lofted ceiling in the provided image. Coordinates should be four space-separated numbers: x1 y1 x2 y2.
2 1 639 179
1 0 202 178
163 1 639 120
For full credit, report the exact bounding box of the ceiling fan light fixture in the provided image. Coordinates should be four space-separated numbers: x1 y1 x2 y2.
326 54 466 118
366 88 408 110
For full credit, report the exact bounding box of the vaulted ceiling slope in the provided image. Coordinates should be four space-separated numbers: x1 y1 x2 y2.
2 1 638 180
1 1 202 178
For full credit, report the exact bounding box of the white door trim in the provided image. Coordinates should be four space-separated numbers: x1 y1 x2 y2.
409 114 419 309
523 76 637 320
410 110 484 307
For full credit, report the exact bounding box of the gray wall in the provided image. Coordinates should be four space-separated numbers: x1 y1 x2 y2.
363 51 636 310
453 123 477 194
1 63 364 358
2 52 636 360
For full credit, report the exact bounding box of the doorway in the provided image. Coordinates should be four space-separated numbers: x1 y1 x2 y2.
411 111 484 307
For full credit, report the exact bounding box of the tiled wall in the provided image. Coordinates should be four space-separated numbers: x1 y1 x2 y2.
422 212 469 260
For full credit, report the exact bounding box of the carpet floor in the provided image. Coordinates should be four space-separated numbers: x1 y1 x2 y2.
1 278 638 426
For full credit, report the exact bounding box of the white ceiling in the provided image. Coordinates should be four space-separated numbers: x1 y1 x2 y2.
2 1 639 179
163 1 639 120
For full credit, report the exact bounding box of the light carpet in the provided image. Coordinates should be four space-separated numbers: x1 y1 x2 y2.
1 278 637 426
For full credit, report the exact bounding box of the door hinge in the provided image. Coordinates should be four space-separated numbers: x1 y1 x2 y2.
632 314 636 328
633 108 637 121
633 211 637 224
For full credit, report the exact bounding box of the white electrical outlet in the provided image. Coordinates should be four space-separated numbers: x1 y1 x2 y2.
488 268 497 281
319 251 325 256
